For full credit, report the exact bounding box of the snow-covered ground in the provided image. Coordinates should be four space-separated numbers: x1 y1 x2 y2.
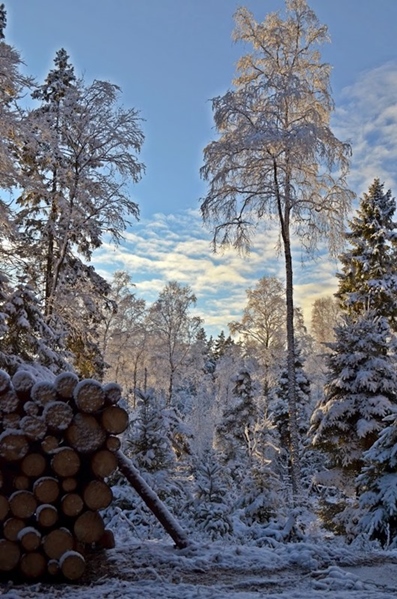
1 535 397 598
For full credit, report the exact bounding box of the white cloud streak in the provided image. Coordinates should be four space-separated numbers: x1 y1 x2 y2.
93 61 397 337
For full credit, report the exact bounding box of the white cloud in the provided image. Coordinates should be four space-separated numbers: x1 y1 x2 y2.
93 61 397 337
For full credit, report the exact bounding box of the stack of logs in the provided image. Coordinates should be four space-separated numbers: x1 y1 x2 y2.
0 369 129 581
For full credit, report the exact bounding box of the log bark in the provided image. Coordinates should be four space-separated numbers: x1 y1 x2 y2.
41 435 59 454
20 416 47 441
33 477 60 504
73 510 105 544
0 539 21 571
19 551 47 578
18 527 42 552
36 504 59 528
3 517 25 541
43 528 74 559
97 529 115 549
103 382 122 405
21 452 46 478
73 379 105 413
51 447 80 478
31 381 57 406
0 388 19 413
54 372 79 399
83 480 112 511
61 493 84 518
0 369 10 393
106 435 121 452
62 477 77 493
43 401 74 432
101 405 129 435
60 550 86 581
0 430 29 461
66 413 106 453
9 490 37 519
91 449 117 479
116 450 190 549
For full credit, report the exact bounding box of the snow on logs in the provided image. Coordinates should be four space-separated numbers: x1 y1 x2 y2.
0 370 128 581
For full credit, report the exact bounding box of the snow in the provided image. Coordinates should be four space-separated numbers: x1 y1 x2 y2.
1 536 397 598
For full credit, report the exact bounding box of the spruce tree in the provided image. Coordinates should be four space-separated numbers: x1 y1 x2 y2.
357 413 397 545
336 179 397 328
310 312 397 486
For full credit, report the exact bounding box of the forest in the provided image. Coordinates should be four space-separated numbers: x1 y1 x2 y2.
1 0 397 592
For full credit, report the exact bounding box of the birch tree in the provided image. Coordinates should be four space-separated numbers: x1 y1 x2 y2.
200 0 353 498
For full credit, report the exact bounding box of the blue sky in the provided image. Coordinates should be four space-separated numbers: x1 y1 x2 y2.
6 1 397 336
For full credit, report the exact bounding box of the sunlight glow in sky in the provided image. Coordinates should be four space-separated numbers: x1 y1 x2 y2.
6 1 397 336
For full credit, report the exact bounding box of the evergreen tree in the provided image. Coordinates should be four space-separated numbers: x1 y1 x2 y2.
215 369 260 465
310 312 397 488
336 179 397 328
126 389 175 473
268 345 311 455
357 413 397 545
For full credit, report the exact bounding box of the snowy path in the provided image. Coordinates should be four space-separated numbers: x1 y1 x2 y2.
1 539 397 598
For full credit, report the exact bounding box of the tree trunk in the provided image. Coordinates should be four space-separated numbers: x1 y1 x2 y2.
116 450 190 549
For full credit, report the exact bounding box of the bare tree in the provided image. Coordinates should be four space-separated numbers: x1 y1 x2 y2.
146 281 202 405
311 296 340 347
229 276 286 393
200 0 353 498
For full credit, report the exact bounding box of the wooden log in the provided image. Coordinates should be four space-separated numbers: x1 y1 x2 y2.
0 369 11 394
0 471 3 489
18 526 42 552
106 435 121 452
33 477 60 504
24 401 41 416
65 413 106 453
20 415 47 441
36 504 59 529
61 493 84 518
117 450 190 549
2 413 21 429
73 379 105 413
41 435 59 454
51 447 80 478
43 401 74 431
101 405 129 435
0 430 28 461
60 550 86 581
103 382 123 405
47 559 60 577
97 529 115 549
13 475 30 490
62 477 77 493
21 452 47 478
43 528 74 560
73 510 105 544
91 449 117 479
0 494 9 520
54 371 79 399
11 370 36 398
31 381 57 406
19 551 47 579
0 539 21 571
83 480 112 511
9 490 37 519
0 388 19 413
3 517 25 541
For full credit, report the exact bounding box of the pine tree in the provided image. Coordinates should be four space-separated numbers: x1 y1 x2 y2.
215 369 260 465
310 312 397 487
357 413 397 545
336 179 397 328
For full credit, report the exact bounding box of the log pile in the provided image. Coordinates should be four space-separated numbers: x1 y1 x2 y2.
0 369 129 581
